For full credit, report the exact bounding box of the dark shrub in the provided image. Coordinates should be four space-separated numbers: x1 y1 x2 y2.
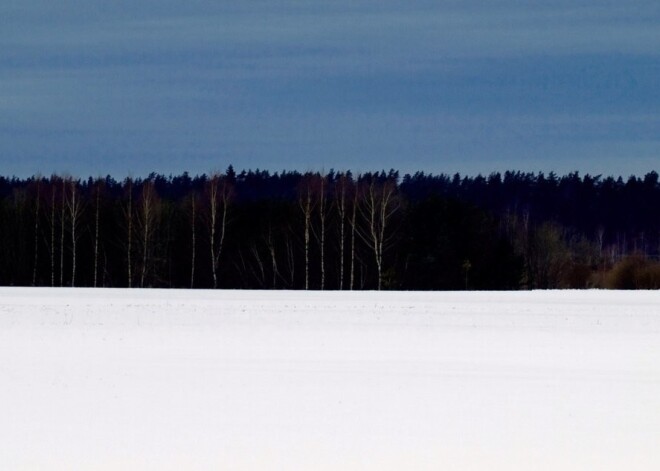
605 256 660 289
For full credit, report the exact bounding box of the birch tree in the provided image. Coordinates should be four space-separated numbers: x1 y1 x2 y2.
92 178 104 288
283 226 296 288
315 174 327 290
65 178 83 287
297 173 316 290
349 181 358 290
124 178 134 288
48 177 57 287
205 174 232 289
189 191 198 289
356 177 401 290
60 178 66 286
334 172 354 290
265 225 279 289
31 177 41 286
137 179 160 288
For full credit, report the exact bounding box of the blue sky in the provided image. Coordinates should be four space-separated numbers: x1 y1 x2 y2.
1 0 658 178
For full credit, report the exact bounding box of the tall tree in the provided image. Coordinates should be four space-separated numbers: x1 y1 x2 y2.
31 177 41 286
349 181 358 291
334 172 354 290
297 174 317 290
356 177 401 290
46 176 59 287
137 179 160 288
124 178 134 288
206 174 232 289
316 174 327 290
189 191 198 289
59 178 66 286
92 178 105 288
65 178 83 287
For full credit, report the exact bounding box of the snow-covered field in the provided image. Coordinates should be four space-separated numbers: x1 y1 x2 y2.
0 288 659 470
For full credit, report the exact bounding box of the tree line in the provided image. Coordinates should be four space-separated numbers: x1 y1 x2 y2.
0 167 658 289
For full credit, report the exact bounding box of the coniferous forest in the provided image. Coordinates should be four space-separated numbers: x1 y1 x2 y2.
0 167 659 290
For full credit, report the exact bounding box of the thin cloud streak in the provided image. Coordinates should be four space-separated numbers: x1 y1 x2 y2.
0 0 658 177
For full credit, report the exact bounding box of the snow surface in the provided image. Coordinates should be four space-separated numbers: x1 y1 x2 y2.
1 288 659 470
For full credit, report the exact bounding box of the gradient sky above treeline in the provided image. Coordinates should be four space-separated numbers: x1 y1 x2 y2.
1 0 658 178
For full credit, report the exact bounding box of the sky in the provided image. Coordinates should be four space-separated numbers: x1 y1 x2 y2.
1 0 659 178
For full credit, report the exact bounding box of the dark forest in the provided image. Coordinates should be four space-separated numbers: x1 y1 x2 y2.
1 168 658 290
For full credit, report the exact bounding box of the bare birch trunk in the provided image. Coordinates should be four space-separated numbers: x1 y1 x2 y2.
249 243 266 287
365 182 382 289
349 189 357 291
102 248 107 288
71 184 77 287
209 178 218 288
314 177 324 290
356 179 399 291
218 189 228 281
335 175 348 290
50 182 55 287
141 224 148 287
304 194 310 290
65 180 82 287
141 194 150 289
267 227 278 288
298 178 314 290
126 179 133 288
32 180 40 286
139 181 158 288
284 229 295 287
190 193 196 289
304 193 311 290
60 179 65 287
93 182 100 288
208 175 231 289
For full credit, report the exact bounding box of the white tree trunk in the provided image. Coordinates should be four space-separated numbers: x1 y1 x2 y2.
209 179 217 288
65 180 82 287
335 175 350 290
93 182 100 288
208 175 231 289
349 189 357 291
190 194 196 289
31 180 40 286
356 179 399 291
318 176 326 290
298 176 315 290
50 182 55 287
126 179 133 288
139 181 158 288
59 179 65 287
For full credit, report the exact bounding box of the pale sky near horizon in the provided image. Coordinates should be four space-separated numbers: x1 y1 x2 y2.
1 1 659 178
